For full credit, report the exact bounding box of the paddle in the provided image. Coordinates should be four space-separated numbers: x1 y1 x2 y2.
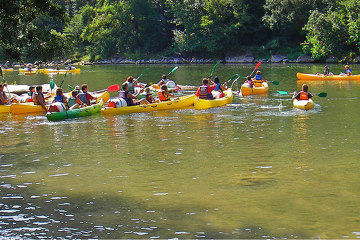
240 76 279 85
135 68 150 81
95 84 120 93
68 85 74 91
226 74 240 84
59 65 71 88
277 90 327 97
249 61 261 77
167 66 179 77
209 61 221 79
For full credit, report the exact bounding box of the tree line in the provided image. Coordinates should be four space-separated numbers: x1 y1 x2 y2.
0 0 359 63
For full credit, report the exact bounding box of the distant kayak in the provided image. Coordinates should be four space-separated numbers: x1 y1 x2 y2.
293 99 314 110
297 73 360 81
194 88 233 110
43 68 81 74
240 82 269 96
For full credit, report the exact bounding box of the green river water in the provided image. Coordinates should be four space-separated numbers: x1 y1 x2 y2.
1 64 360 239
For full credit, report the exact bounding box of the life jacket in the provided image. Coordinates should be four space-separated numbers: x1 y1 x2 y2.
158 91 170 101
78 92 89 105
255 75 262 80
128 82 135 93
108 98 127 108
199 85 214 100
68 97 76 108
146 93 153 103
299 91 309 100
214 83 221 91
253 80 263 87
54 95 64 103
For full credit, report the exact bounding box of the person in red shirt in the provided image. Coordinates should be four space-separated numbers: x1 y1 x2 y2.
196 78 216 100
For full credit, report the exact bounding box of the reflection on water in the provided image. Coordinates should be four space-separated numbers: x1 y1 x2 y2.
1 64 360 238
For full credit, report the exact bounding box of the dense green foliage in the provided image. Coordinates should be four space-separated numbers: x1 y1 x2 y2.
0 0 360 62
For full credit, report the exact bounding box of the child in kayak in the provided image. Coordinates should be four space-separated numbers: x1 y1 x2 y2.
212 76 227 98
145 87 159 103
292 84 313 101
158 85 174 101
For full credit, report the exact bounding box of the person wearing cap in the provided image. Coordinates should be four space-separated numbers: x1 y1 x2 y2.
252 70 266 87
323 65 330 75
74 85 81 94
344 65 352 76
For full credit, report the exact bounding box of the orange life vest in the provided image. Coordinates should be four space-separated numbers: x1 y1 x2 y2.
158 91 170 101
299 91 309 100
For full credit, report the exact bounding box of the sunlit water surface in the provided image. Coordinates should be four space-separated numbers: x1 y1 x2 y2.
0 64 360 238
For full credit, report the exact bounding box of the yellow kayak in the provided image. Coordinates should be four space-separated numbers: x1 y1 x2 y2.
1 68 14 72
240 82 269 96
293 99 314 110
297 72 360 81
43 68 81 74
11 102 47 114
194 88 233 110
102 94 196 115
19 68 37 73
0 105 11 114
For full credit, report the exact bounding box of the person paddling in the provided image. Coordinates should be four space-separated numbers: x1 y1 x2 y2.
196 78 216 100
158 85 174 101
0 83 18 105
118 82 148 106
292 84 313 101
344 65 352 76
213 76 227 98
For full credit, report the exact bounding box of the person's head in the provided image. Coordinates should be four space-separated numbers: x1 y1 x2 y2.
81 84 88 92
246 76 252 81
71 90 78 97
345 65 349 69
324 65 328 69
56 88 63 96
29 86 35 92
202 78 209 85
127 76 134 83
302 84 308 92
162 75 167 79
214 76 220 84
161 85 168 91
145 87 151 94
122 82 129 90
36 86 42 93
256 70 261 75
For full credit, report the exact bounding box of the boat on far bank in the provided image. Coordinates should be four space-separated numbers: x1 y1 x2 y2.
297 72 360 81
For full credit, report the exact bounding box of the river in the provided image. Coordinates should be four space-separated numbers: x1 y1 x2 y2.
0 63 360 238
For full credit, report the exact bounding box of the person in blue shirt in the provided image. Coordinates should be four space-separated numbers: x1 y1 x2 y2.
344 65 352 76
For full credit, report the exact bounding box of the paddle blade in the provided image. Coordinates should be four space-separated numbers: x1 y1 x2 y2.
68 85 73 91
254 61 261 70
50 80 55 90
211 61 220 75
167 66 179 76
107 84 120 92
228 74 239 82
277 90 289 95
271 81 279 85
317 92 327 97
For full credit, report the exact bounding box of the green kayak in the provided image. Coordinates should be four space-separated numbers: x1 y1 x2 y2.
46 99 103 121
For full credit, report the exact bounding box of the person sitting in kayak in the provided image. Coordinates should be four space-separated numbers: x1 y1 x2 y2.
158 85 174 101
77 84 97 106
196 78 216 100
53 88 69 108
158 75 170 86
244 76 253 87
0 83 18 105
344 65 352 76
124 76 143 94
212 76 227 98
26 86 35 102
69 90 86 109
323 65 331 75
118 82 148 106
32 85 50 111
145 87 159 103
292 84 313 101
252 71 266 87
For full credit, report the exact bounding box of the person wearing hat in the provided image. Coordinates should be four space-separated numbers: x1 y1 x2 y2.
323 65 330 75
74 85 80 94
344 65 352 76
252 70 266 87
